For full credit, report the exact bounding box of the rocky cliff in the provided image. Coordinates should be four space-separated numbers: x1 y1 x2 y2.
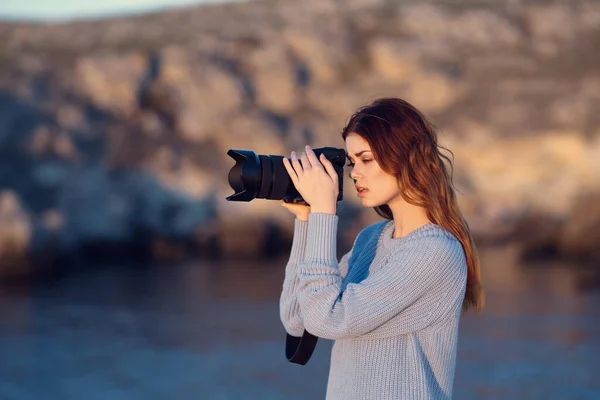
1 0 599 276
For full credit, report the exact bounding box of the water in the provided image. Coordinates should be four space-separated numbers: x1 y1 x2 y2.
0 245 599 400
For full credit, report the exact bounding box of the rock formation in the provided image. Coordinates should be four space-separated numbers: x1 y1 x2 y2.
0 0 599 275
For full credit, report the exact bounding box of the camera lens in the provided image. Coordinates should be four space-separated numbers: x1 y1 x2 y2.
226 149 291 202
226 147 346 203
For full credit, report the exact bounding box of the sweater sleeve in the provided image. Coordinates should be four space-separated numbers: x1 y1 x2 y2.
297 213 466 340
279 217 353 337
279 218 309 336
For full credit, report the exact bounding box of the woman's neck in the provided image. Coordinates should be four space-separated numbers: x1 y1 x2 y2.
388 202 431 239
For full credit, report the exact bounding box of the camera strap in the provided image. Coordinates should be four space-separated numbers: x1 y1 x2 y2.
285 330 318 365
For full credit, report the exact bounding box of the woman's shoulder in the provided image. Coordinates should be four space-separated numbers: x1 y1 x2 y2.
353 220 461 250
399 225 467 269
422 223 461 243
402 223 462 250
379 222 463 260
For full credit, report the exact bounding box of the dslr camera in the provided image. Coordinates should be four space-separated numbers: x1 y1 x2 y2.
226 147 346 205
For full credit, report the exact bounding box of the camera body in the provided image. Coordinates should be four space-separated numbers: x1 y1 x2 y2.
226 147 346 205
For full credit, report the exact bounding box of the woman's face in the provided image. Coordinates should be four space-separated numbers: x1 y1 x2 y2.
345 133 403 207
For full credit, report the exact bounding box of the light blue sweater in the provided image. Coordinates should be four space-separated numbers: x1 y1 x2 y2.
280 213 467 400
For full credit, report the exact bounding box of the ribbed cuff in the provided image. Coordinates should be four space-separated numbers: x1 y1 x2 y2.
289 218 309 263
305 213 338 262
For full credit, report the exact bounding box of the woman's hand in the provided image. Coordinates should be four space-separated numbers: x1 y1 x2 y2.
282 145 338 214
279 200 310 221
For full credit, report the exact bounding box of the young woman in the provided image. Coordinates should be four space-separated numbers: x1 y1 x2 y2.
279 98 484 400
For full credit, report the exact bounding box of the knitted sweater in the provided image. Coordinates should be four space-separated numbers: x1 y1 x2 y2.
279 213 467 400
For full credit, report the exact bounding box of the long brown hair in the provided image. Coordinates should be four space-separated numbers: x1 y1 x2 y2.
342 98 484 313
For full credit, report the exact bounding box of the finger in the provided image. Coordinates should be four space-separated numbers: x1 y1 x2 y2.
320 154 339 183
305 146 322 170
300 151 311 171
282 156 298 184
290 151 303 176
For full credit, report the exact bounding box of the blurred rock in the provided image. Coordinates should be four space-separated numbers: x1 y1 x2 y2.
74 53 147 117
56 169 217 253
515 190 600 264
368 39 421 83
0 0 599 276
213 213 292 259
511 210 564 261
400 4 521 47
557 191 600 263
443 130 600 244
249 43 299 114
160 47 244 142
283 30 340 84
0 191 31 276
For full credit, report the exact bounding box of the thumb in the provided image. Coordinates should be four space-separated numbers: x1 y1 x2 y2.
280 199 295 209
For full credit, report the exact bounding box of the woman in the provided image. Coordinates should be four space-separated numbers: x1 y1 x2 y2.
279 97 484 400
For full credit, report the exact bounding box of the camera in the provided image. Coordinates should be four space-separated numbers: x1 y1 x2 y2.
226 147 346 205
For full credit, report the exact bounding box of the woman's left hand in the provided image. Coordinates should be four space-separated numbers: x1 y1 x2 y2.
282 145 339 214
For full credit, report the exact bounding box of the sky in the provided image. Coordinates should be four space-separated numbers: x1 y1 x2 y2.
0 0 246 22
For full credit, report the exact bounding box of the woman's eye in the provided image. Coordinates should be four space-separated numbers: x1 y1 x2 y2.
346 159 371 167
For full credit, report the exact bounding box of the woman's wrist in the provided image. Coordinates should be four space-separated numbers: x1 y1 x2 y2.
310 200 337 215
310 206 336 215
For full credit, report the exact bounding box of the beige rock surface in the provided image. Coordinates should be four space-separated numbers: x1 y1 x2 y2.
0 0 599 272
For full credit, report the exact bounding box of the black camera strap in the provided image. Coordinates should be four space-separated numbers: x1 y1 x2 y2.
285 330 319 365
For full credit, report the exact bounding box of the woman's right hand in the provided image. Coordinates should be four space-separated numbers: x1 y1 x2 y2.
279 200 310 222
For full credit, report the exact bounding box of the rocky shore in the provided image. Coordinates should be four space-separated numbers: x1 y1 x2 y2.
1 0 599 277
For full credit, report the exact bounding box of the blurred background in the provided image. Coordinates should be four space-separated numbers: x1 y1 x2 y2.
0 0 599 398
